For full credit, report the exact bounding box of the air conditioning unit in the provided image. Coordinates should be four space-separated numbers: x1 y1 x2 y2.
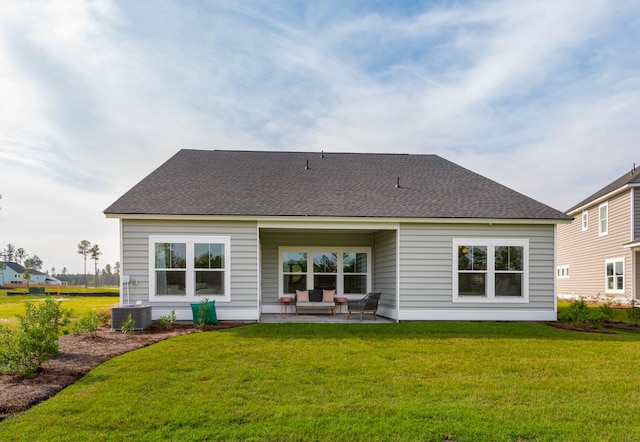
111 305 152 331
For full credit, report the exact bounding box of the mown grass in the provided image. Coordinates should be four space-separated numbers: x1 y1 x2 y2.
0 290 118 328
1 322 639 441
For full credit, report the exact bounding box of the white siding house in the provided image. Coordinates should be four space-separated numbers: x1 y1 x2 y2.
105 150 570 322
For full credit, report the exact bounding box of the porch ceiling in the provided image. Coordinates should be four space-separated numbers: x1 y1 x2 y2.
259 227 390 234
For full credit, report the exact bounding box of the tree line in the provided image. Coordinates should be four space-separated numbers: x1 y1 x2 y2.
0 242 120 288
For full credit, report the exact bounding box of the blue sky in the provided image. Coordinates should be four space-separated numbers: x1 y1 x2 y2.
1 0 639 273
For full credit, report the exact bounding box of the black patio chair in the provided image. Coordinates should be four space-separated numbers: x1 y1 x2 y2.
346 292 382 321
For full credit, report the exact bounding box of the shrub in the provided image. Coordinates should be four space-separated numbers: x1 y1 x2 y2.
599 302 614 320
120 313 136 335
627 299 640 326
155 310 177 330
96 309 111 326
559 298 605 327
0 299 71 378
73 311 104 337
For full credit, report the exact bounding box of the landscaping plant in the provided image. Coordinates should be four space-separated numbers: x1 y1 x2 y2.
155 310 177 330
120 313 136 335
0 299 71 378
599 301 614 320
558 297 606 327
73 311 105 338
627 299 640 325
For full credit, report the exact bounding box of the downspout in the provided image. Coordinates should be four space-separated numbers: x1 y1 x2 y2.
119 218 125 306
553 223 558 319
257 224 262 322
396 224 401 322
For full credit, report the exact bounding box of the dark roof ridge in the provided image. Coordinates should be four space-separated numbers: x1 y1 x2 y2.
566 163 640 213
105 149 570 221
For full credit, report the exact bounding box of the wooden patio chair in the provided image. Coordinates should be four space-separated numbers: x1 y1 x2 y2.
346 292 382 321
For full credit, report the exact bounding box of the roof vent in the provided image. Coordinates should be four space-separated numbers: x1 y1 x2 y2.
321 150 325 158
305 159 309 170
395 177 400 188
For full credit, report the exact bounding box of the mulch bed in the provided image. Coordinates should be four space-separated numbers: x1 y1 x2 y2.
0 322 248 421
546 320 640 333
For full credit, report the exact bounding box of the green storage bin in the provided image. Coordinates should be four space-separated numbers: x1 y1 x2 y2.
191 300 218 325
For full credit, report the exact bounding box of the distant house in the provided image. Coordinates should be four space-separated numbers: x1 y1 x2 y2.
104 150 571 322
0 262 62 286
557 165 640 303
1 262 27 285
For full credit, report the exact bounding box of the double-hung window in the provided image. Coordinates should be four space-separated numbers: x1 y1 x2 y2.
605 258 624 294
150 236 231 302
280 247 371 296
453 238 529 303
599 203 608 236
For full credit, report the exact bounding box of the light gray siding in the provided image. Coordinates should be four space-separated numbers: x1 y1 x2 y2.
120 219 259 320
398 223 556 318
373 230 398 318
557 191 633 300
259 230 375 309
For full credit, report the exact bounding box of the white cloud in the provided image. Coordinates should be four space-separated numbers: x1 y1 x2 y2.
1 0 639 271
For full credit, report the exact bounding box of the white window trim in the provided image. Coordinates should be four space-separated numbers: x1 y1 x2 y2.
605 257 624 294
582 210 588 231
278 247 371 297
452 238 529 304
599 202 608 236
556 265 570 279
149 235 231 302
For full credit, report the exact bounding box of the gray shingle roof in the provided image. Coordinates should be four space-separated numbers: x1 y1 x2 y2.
566 165 640 213
3 262 24 273
104 149 570 220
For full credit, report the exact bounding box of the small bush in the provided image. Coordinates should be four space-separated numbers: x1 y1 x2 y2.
73 311 104 337
120 313 136 335
599 302 614 320
627 299 640 326
96 309 111 326
0 299 71 377
559 298 605 327
155 310 177 330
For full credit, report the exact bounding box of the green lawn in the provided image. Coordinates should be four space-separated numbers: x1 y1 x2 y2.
0 290 118 328
1 322 639 441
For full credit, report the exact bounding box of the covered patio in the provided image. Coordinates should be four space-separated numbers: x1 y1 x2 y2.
258 226 399 321
259 313 394 324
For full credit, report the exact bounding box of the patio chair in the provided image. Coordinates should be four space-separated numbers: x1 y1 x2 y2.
346 292 381 321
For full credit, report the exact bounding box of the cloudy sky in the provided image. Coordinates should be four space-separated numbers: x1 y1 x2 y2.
1 0 639 274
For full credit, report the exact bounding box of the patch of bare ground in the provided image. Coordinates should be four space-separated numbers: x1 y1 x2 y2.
0 322 248 421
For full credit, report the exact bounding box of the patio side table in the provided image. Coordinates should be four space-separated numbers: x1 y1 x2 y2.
334 297 348 315
280 296 294 314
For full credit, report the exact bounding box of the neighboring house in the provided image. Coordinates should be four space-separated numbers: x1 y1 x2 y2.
0 262 61 285
1 262 27 285
104 150 571 322
557 165 640 303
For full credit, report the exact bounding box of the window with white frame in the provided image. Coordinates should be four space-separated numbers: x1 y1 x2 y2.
599 203 608 236
280 247 370 296
605 258 624 293
453 238 529 302
149 236 231 301
557 265 570 279
582 211 588 231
